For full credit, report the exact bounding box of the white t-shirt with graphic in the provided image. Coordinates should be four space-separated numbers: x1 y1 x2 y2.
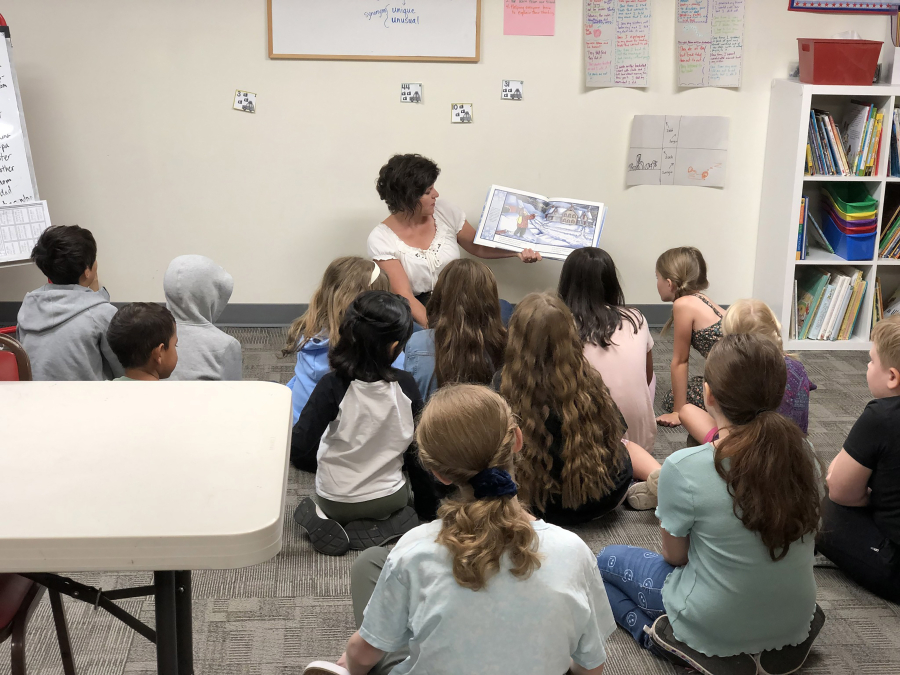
367 199 467 296
359 519 616 674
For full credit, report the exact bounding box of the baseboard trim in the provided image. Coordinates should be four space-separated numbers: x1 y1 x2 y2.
0 302 676 328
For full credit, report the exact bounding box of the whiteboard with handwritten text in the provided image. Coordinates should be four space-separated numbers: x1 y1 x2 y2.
268 0 481 62
0 37 38 207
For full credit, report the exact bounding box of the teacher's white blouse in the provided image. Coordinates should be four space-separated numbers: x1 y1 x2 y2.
367 199 466 296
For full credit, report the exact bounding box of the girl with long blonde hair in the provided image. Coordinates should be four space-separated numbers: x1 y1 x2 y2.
303 384 615 675
679 298 815 444
404 259 506 400
499 293 661 522
283 256 393 427
655 246 726 428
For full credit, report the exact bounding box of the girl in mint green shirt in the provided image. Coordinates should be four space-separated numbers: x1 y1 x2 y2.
597 334 824 670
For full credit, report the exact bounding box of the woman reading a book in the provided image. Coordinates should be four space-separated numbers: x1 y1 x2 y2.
367 154 541 328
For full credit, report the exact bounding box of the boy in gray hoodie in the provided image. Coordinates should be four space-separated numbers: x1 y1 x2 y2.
17 225 124 380
163 254 242 381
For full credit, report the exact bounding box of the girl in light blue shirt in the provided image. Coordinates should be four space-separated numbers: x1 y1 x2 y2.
596 334 824 674
304 384 614 675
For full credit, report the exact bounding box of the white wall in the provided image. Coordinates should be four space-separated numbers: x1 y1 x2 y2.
0 0 889 306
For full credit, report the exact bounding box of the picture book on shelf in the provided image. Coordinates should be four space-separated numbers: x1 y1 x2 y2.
474 185 606 261
807 211 834 255
795 266 867 341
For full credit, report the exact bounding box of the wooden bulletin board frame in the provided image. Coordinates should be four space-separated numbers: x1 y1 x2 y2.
267 0 482 62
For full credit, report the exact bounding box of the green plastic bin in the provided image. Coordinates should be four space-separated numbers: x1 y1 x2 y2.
824 183 878 215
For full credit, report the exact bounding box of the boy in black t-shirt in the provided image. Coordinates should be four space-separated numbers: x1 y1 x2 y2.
817 315 900 602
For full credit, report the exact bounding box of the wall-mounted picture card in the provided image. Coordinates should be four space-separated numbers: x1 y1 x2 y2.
233 90 257 113
501 80 524 100
451 103 474 123
401 83 423 103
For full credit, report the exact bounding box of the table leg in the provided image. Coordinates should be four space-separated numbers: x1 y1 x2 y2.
175 571 194 675
154 571 178 675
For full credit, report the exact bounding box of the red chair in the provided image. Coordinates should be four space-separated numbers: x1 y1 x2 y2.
0 574 76 674
0 333 31 381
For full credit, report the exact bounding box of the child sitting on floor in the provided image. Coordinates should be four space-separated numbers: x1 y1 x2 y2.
106 303 178 381
817 315 900 603
283 257 394 425
598 334 824 675
17 225 123 381
303 384 615 675
163 254 242 381
497 293 662 523
558 246 657 452
291 291 435 556
655 246 725 428
679 298 815 443
403 259 506 401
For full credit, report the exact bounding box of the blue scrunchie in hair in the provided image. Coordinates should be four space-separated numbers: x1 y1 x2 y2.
469 468 518 500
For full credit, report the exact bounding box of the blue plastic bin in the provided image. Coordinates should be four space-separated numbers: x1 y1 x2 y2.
822 210 876 261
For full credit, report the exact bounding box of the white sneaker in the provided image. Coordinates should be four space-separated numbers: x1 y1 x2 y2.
303 661 351 675
626 468 661 510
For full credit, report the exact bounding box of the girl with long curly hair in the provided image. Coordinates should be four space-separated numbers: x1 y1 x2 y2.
304 384 615 675
403 259 506 400
498 293 661 524
597 334 824 674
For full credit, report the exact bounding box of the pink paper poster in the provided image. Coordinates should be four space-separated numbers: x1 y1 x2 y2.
504 0 556 36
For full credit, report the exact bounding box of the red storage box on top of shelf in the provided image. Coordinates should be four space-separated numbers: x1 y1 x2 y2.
798 38 882 85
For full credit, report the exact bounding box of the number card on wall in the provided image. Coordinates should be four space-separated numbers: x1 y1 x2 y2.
233 90 257 113
401 83 423 103
502 80 524 100
451 103 474 123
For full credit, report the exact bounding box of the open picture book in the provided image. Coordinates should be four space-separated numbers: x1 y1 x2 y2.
474 185 607 261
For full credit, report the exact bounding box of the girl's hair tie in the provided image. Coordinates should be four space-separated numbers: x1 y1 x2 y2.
469 467 518 500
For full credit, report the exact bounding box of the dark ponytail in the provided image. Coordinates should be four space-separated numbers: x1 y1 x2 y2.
329 290 413 382
705 334 822 561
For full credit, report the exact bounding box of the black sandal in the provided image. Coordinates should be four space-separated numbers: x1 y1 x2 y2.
646 615 758 675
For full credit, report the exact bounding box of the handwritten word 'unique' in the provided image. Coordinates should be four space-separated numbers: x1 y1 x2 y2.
364 4 421 28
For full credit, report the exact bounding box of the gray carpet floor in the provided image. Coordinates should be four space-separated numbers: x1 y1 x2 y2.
2 327 899 675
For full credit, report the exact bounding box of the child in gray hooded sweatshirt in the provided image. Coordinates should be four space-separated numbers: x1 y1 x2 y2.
17 225 124 381
163 254 242 381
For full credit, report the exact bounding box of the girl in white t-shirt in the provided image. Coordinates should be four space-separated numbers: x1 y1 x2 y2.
368 154 541 328
303 384 616 675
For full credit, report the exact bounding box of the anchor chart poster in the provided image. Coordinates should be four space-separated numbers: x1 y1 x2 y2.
626 115 729 188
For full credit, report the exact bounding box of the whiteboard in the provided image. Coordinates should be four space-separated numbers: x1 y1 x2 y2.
268 0 481 62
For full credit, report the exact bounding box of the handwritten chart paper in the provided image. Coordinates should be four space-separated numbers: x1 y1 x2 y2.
677 0 745 88
0 201 51 264
0 39 36 205
585 0 651 88
505 0 556 36
626 115 729 188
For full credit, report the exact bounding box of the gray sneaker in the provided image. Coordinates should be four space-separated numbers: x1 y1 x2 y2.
646 615 758 675
755 605 826 675
345 506 419 550
293 498 350 557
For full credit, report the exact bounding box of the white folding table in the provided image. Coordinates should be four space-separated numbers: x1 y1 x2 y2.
0 381 293 675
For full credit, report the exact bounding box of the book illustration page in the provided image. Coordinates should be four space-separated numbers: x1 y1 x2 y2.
627 115 729 188
584 0 651 88
677 0 745 88
475 186 604 260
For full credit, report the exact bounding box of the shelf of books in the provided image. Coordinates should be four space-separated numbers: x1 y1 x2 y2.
754 80 900 351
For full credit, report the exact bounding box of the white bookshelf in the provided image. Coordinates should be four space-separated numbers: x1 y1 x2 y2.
754 79 900 351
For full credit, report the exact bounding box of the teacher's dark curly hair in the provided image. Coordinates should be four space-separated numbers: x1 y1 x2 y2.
376 153 441 218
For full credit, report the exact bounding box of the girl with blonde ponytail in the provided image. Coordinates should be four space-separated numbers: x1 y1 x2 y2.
304 384 616 675
655 246 726 428
597 334 824 673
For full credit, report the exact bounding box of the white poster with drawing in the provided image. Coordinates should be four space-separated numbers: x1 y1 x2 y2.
626 115 729 188
677 0 745 88
584 0 651 88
